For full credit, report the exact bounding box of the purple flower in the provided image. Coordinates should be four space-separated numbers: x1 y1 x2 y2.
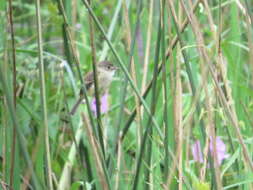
191 137 229 165
91 93 109 116
191 140 204 163
209 137 229 165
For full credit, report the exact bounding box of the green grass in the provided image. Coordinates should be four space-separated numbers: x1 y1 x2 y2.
1 0 253 189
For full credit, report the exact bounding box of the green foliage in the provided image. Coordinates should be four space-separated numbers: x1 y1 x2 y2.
1 0 253 189
47 2 64 26
193 181 210 190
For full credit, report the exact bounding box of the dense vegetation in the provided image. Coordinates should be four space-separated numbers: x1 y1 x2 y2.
1 0 253 189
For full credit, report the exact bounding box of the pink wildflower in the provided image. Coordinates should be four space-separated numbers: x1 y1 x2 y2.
91 93 109 116
191 137 229 165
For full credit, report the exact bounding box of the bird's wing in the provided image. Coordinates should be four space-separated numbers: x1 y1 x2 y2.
84 71 94 90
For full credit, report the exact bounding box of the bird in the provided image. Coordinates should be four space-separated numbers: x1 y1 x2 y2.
70 61 118 115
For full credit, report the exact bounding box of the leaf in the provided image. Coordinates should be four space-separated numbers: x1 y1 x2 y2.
70 181 84 190
193 181 210 190
47 2 63 25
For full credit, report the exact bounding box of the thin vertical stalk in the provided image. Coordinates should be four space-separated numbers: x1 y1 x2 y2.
56 1 111 186
0 67 41 189
57 0 97 143
161 0 169 183
81 0 161 136
35 0 53 189
141 0 153 111
114 139 122 190
87 1 105 157
134 5 162 189
167 0 207 145
7 0 17 188
7 0 16 107
71 0 77 39
81 113 111 190
180 0 253 172
175 4 183 190
110 0 143 178
111 0 156 164
116 0 143 132
174 45 183 190
120 0 201 143
57 70 88 190
122 0 142 153
203 0 240 177
167 0 211 187
62 24 73 70
57 123 85 190
99 0 124 62
204 0 223 188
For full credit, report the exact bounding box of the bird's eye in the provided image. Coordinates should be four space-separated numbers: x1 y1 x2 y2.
107 66 111 69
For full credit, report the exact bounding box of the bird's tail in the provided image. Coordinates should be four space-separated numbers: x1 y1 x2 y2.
70 97 84 115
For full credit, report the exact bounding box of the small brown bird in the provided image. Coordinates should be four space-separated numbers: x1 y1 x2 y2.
70 61 117 115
